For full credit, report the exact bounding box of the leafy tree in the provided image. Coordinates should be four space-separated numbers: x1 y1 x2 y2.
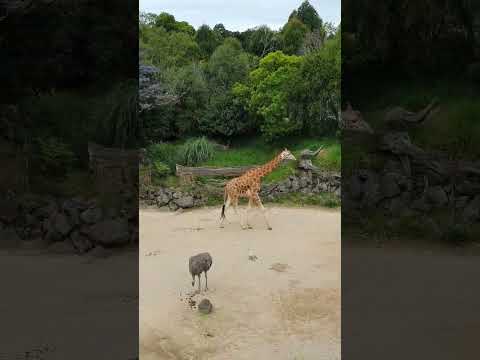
140 27 200 68
169 63 209 135
140 12 157 26
296 1 323 31
199 90 253 138
234 51 302 141
155 12 176 31
176 21 195 36
195 24 221 58
213 23 228 38
282 17 308 55
246 25 280 57
288 34 341 136
207 37 251 89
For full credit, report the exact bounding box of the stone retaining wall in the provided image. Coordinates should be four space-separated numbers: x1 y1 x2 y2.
0 194 138 253
140 170 341 211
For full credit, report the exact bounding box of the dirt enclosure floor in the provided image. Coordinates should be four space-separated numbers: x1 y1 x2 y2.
140 206 341 360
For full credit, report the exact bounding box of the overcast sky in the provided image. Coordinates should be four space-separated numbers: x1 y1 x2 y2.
139 0 340 31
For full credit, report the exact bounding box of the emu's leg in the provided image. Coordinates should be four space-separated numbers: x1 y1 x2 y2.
204 271 208 291
254 194 272 230
191 274 195 287
197 274 201 293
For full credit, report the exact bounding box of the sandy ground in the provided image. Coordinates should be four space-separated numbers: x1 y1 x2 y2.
140 206 341 360
1 248 138 360
342 243 480 360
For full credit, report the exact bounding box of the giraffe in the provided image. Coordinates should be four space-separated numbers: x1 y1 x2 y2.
219 149 296 230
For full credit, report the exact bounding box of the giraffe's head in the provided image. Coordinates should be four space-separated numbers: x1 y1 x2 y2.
280 148 296 161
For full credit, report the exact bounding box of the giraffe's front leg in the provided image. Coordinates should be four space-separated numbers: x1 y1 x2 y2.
255 195 272 230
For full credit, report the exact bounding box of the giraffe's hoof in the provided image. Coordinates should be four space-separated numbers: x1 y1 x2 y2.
267 226 273 230
247 225 253 229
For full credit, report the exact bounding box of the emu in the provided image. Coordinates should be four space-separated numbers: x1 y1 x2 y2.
189 252 212 292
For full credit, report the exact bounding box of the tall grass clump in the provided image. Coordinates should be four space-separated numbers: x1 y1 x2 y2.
146 142 178 172
180 137 215 166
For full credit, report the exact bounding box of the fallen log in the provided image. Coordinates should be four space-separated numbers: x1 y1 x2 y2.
176 164 255 177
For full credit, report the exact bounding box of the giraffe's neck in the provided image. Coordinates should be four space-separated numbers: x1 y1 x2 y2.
257 153 283 177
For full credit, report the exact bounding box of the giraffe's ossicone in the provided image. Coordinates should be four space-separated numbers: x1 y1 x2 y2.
220 149 296 230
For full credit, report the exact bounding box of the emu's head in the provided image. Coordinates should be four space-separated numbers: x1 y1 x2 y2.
280 148 296 161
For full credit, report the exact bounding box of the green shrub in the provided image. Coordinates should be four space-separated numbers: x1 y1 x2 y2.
152 160 171 178
37 137 76 177
179 137 215 166
146 142 179 171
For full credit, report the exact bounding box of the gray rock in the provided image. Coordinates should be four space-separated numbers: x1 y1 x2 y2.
291 178 300 191
25 213 37 226
80 207 103 224
335 187 341 197
87 245 112 259
169 202 179 211
44 228 62 242
457 180 480 196
298 176 309 189
70 231 94 253
174 195 194 208
34 201 58 220
20 237 49 250
455 196 470 209
48 241 76 254
0 228 21 248
87 218 130 246
462 195 480 223
411 197 431 213
0 199 19 224
198 298 213 314
380 172 401 198
426 186 448 207
156 191 171 207
53 212 72 236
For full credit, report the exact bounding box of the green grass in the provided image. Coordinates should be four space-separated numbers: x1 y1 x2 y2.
201 136 340 184
349 77 480 160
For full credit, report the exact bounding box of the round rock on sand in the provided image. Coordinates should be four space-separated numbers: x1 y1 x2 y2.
198 298 213 314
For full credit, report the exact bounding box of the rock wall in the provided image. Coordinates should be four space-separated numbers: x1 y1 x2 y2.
0 194 138 253
140 170 341 210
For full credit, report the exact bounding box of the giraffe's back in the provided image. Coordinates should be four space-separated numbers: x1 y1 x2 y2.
226 172 260 197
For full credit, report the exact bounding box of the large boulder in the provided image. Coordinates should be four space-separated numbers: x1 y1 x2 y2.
53 212 73 236
425 186 448 207
174 195 194 208
70 231 94 253
0 199 19 224
379 172 401 199
80 207 103 224
0 228 21 248
156 191 171 207
462 195 480 223
87 218 130 246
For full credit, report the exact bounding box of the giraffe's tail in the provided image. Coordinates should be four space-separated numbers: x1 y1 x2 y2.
220 188 227 220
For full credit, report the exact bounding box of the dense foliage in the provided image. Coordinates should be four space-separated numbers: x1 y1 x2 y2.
139 1 340 144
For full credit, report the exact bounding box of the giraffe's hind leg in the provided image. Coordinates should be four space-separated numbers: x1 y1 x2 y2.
245 198 253 229
253 194 272 230
220 196 231 228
